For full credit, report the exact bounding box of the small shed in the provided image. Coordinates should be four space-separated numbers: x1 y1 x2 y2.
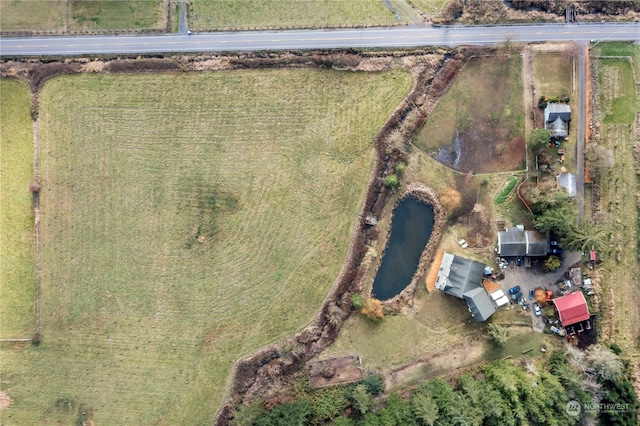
553 291 590 327
557 173 577 198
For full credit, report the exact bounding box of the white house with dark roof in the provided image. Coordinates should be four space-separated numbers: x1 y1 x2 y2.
544 103 571 139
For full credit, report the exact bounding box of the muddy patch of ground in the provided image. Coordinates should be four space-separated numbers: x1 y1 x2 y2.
382 335 484 392
0 392 11 409
415 55 526 174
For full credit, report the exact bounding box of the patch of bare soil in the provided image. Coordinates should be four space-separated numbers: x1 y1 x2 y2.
466 203 493 248
307 356 362 389
0 392 11 409
451 131 525 174
383 335 483 391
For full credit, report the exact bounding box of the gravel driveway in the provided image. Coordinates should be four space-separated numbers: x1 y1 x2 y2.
496 251 581 332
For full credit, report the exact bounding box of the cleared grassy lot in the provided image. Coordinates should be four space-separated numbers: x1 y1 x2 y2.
0 79 36 339
0 1 165 32
413 55 525 173
532 51 573 100
190 0 419 30
0 69 412 424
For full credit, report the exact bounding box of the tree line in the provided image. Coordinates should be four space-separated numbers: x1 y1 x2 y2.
231 344 638 426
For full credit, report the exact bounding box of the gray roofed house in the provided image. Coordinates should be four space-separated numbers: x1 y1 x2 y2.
434 252 497 322
464 287 497 322
497 227 549 257
435 252 487 299
544 103 571 139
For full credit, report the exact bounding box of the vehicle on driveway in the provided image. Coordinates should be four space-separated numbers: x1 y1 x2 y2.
508 286 521 295
516 257 522 266
529 290 534 300
511 291 523 301
534 303 542 316
546 290 553 302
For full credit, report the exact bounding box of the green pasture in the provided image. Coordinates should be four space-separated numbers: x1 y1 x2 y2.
0 79 36 339
595 44 640 356
0 1 165 32
190 0 420 30
69 0 165 31
598 57 637 124
0 0 66 32
0 68 412 424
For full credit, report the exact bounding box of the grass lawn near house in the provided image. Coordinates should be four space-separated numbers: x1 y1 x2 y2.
189 0 420 31
0 68 412 425
0 79 36 339
481 327 555 362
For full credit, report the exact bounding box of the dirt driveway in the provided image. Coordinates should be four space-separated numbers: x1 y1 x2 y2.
497 251 581 332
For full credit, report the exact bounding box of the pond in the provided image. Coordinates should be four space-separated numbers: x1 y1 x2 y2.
372 196 435 300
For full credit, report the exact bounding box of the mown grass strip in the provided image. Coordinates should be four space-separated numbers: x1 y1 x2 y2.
0 79 36 339
494 176 518 204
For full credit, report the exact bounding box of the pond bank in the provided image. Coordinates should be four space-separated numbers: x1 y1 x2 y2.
375 183 446 312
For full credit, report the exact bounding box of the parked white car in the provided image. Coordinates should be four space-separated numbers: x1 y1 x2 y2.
534 303 542 316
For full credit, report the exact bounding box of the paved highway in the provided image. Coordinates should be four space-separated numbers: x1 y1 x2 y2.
1 23 639 56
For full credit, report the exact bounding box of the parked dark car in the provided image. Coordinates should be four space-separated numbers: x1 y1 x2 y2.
529 289 534 300
511 291 523 301
508 286 521 295
550 248 563 255
516 257 522 266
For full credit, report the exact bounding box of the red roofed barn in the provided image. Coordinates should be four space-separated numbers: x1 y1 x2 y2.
553 291 590 327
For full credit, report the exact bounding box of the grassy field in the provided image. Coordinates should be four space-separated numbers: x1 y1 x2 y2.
598 58 637 124
0 79 36 339
0 69 412 424
413 55 525 173
532 51 574 100
594 43 640 357
69 0 166 31
408 0 448 18
0 0 66 32
190 0 420 30
0 1 165 32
